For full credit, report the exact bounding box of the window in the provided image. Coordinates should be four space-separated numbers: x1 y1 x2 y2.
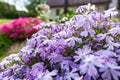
56 9 60 16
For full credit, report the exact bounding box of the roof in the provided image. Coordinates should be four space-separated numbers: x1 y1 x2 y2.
47 0 111 7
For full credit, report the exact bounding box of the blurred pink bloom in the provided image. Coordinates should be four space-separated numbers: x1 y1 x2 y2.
0 17 42 39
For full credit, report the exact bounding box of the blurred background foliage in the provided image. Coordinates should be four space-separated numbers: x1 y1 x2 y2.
59 9 76 20
0 1 39 19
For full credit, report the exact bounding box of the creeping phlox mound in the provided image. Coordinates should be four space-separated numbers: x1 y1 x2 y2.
0 5 120 80
0 17 41 39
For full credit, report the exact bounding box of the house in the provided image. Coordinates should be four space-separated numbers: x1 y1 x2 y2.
47 0 111 19
109 0 120 10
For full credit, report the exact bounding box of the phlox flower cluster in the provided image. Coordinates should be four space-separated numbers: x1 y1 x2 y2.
0 17 41 39
0 5 120 80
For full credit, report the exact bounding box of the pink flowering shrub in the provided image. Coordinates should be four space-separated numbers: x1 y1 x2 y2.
0 17 41 39
0 5 120 80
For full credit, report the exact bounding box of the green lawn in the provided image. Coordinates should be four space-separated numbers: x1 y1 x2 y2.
0 19 12 25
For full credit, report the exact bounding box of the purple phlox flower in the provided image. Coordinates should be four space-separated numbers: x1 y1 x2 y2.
94 33 113 43
74 47 91 62
31 30 48 39
66 37 82 47
76 3 95 14
53 27 74 39
42 39 66 54
79 55 104 78
0 64 20 80
101 21 109 29
105 36 114 43
3 54 20 61
31 62 44 77
87 11 104 23
83 20 91 29
11 64 21 71
21 53 31 63
73 15 86 29
65 27 75 37
34 71 43 80
75 76 83 80
113 22 120 27
93 33 106 42
0 69 12 78
0 54 21 69
93 43 102 49
104 7 118 18
61 60 71 71
24 72 33 80
52 30 67 39
83 74 98 80
54 39 67 54
64 68 79 80
104 42 120 50
19 45 34 56
56 76 63 80
14 66 30 79
42 39 57 51
50 23 63 33
9 75 18 80
95 50 117 58
108 26 120 36
60 57 77 71
76 5 87 14
99 62 120 80
115 49 120 61
36 28 50 35
117 54 120 62
48 53 63 64
34 47 46 58
80 29 95 37
43 70 58 80
36 70 58 80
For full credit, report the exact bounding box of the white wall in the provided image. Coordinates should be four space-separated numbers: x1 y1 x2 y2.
109 0 118 8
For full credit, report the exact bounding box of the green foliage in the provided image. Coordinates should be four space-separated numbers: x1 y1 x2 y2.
54 9 76 22
59 9 76 20
0 2 38 19
0 2 19 19
26 0 48 18
37 9 50 22
28 0 48 5
0 35 14 57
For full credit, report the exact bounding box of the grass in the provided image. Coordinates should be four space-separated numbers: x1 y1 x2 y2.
0 19 12 25
0 35 14 60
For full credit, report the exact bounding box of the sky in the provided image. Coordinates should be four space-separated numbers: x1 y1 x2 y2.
0 0 29 12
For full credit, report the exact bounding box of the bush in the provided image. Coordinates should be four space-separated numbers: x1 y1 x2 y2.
0 17 41 39
0 5 120 80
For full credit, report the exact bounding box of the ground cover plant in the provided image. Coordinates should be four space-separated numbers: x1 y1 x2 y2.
0 17 41 39
0 5 120 80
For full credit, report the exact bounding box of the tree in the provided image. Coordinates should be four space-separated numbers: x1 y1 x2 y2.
26 0 48 16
